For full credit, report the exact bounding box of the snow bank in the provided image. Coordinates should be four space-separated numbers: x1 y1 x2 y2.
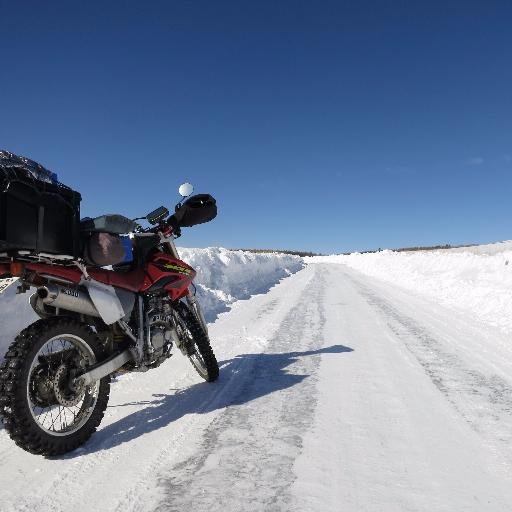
0 248 303 359
177 247 303 321
309 242 512 334
445 240 512 255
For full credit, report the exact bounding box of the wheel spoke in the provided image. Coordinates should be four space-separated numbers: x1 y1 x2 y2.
49 408 55 431
40 407 51 425
50 406 64 430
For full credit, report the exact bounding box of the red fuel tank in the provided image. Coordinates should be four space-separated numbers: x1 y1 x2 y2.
142 252 196 300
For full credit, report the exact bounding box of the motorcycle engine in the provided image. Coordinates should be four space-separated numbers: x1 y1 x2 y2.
146 295 175 362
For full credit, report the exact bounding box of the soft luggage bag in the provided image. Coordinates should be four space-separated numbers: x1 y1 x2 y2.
82 232 127 267
0 150 81 256
80 214 136 266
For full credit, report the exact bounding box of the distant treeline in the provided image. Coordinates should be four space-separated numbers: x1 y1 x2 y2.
237 243 475 257
235 248 322 257
354 243 474 255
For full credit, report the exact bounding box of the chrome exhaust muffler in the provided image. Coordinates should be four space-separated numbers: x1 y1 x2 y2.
37 283 100 318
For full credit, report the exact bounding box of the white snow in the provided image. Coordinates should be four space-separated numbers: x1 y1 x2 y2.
2 242 512 511
309 241 512 334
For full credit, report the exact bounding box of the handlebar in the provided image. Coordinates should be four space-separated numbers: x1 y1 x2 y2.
136 214 181 238
136 192 215 236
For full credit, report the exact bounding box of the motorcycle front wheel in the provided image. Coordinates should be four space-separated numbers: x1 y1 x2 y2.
0 318 110 456
173 302 219 382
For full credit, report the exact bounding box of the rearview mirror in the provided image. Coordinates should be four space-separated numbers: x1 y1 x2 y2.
178 182 194 197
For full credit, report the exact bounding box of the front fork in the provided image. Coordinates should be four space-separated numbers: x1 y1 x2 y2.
185 294 209 334
160 231 209 335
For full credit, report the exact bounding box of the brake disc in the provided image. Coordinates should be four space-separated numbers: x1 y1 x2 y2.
53 364 86 407
30 367 57 407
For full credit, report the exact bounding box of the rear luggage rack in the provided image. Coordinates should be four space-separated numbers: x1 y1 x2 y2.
0 250 77 266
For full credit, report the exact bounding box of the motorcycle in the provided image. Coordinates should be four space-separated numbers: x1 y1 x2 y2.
0 182 219 456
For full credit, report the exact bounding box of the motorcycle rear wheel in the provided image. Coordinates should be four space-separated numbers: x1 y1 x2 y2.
174 302 219 382
0 318 110 456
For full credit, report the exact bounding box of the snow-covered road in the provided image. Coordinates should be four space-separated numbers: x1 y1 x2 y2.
2 263 512 511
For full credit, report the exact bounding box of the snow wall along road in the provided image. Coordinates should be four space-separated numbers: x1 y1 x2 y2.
0 248 303 360
309 240 512 334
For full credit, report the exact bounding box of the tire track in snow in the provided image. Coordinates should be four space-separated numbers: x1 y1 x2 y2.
150 267 346 512
111 311 294 512
348 272 512 466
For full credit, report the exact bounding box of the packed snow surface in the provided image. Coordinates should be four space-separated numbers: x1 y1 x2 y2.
310 241 512 334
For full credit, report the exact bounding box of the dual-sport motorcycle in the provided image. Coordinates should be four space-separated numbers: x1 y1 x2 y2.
0 182 219 456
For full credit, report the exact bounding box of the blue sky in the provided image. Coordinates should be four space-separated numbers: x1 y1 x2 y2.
1 1 511 253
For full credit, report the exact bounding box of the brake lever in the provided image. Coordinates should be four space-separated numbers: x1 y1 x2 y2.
162 224 181 238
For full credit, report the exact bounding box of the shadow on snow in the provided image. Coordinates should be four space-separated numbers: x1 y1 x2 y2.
64 344 353 458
